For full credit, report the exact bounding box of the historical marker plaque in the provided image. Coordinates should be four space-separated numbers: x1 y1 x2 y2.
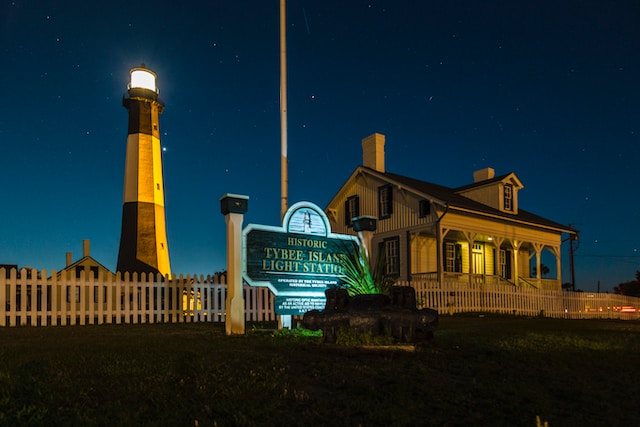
242 201 358 315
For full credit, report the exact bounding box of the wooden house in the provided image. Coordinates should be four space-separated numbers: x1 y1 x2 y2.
56 240 115 281
325 133 576 290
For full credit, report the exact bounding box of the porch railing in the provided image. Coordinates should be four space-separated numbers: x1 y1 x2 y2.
411 272 559 290
400 280 640 320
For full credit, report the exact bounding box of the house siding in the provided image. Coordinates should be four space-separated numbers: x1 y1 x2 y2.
330 174 438 236
412 235 438 274
458 185 501 210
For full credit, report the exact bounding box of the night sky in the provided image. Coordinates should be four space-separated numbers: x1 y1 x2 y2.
1 0 638 292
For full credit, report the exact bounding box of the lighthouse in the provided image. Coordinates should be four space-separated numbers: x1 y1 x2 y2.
116 65 171 277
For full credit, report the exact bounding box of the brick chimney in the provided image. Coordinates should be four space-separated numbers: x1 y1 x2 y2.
361 133 385 173
473 167 495 183
83 239 90 258
66 252 73 267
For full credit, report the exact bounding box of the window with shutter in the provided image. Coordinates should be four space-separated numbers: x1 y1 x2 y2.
419 199 430 218
344 195 360 227
378 185 393 219
379 236 400 277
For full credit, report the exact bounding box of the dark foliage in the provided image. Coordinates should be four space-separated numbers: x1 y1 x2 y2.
613 270 640 297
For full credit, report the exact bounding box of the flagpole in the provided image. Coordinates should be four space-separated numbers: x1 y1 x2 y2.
279 0 292 330
279 0 288 220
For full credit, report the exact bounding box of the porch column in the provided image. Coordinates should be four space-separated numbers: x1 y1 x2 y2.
526 250 535 285
437 226 449 286
490 236 504 280
550 245 562 289
406 231 415 282
532 243 544 288
511 240 523 286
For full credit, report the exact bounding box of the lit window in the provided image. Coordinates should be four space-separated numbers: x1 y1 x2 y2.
344 195 360 226
378 185 393 219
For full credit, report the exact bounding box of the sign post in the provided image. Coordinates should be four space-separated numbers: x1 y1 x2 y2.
221 193 249 335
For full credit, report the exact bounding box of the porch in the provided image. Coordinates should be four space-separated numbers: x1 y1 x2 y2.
406 222 565 292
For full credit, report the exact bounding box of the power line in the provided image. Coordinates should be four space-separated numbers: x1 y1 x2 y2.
575 254 640 259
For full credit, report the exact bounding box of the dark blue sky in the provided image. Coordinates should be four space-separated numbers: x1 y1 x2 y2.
1 0 638 291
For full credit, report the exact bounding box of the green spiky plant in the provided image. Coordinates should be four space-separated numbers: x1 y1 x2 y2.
339 241 396 296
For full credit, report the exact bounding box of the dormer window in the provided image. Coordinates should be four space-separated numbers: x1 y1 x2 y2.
504 184 513 212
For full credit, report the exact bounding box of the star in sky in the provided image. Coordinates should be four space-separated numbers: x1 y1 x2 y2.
0 0 639 291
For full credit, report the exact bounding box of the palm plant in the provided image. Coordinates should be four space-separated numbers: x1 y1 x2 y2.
339 242 395 296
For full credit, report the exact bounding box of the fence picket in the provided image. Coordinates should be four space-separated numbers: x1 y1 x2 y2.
2 268 639 327
0 268 6 327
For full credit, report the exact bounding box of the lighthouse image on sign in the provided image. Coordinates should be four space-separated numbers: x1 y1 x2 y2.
116 65 171 277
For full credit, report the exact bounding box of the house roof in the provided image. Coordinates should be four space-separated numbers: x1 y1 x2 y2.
454 172 522 192
337 166 576 234
59 256 114 275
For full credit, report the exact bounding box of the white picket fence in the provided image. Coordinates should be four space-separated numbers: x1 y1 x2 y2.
0 268 275 327
401 280 640 320
2 268 639 327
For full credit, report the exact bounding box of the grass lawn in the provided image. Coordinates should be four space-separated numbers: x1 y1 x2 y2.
1 315 639 426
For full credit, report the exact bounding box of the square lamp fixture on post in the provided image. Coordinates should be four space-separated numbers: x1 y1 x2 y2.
220 195 249 215
352 216 377 259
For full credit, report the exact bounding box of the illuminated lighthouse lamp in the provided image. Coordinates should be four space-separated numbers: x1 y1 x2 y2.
128 67 158 93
